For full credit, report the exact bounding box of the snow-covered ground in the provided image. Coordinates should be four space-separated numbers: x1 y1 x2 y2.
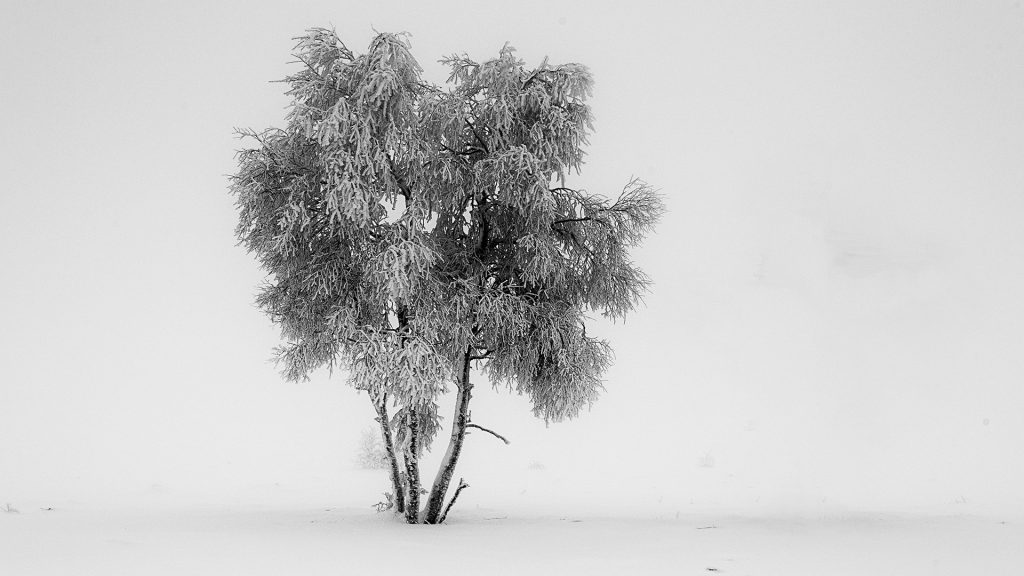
4 473 1022 575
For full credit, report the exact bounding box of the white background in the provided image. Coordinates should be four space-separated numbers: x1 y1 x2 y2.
2 0 1023 518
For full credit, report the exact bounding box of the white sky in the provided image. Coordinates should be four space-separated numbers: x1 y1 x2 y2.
2 1 1023 516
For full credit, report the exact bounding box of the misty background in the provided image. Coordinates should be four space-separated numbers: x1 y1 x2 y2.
2 1 1023 517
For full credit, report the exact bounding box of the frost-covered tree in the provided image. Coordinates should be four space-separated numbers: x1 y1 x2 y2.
231 28 664 524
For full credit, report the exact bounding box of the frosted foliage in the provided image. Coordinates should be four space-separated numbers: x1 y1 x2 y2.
390 404 443 457
230 28 663 449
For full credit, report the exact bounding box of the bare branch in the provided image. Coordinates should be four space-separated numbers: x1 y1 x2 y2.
438 478 470 524
466 423 511 445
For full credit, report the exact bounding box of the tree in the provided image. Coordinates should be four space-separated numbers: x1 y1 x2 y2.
230 28 664 524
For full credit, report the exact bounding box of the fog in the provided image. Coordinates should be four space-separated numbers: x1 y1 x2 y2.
2 0 1023 521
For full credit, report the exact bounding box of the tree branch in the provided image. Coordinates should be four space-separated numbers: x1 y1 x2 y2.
466 423 510 445
552 216 590 225
553 215 611 227
386 155 413 201
441 144 485 158
468 348 493 360
438 478 469 524
466 119 489 154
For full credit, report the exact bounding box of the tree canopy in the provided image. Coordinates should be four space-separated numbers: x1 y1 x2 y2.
231 28 664 523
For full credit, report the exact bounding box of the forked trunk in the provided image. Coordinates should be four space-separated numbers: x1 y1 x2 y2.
373 394 405 515
422 351 473 524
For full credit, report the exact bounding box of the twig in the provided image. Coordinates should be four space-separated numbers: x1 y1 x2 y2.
466 423 510 445
438 478 470 524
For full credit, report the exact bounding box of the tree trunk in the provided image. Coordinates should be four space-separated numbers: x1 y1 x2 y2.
402 408 422 524
422 350 473 524
373 393 405 515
